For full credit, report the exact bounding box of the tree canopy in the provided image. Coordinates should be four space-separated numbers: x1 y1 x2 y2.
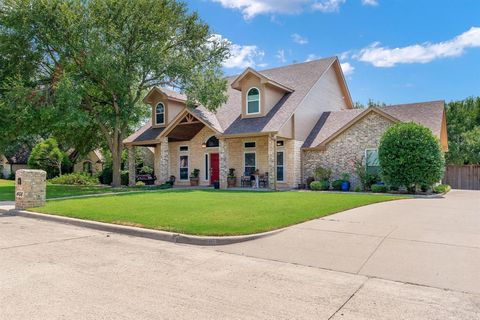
0 0 229 186
445 97 480 165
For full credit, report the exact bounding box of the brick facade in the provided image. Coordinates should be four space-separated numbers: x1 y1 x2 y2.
15 169 46 210
303 113 394 188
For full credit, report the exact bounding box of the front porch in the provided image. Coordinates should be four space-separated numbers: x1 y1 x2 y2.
125 112 285 190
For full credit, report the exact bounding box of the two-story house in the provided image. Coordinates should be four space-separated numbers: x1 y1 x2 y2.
124 57 448 189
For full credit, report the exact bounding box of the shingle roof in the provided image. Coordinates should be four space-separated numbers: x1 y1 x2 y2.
218 57 337 134
123 120 165 145
4 146 31 164
303 100 445 148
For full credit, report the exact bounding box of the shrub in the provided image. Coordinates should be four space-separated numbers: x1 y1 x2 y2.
190 168 200 179
121 170 129 186
135 181 146 187
49 173 99 185
310 180 330 191
306 177 315 189
341 173 350 182
314 166 331 181
371 184 387 193
332 179 343 191
99 166 113 185
433 184 451 194
354 159 380 191
379 123 445 192
354 186 362 192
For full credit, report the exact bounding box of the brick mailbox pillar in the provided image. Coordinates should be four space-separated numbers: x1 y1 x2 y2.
15 169 47 210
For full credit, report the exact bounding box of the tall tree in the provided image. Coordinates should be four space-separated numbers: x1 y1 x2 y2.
0 0 229 186
445 97 480 164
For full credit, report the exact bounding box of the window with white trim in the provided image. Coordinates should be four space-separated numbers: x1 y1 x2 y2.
246 88 260 114
244 141 256 148
179 146 189 180
276 151 285 182
155 102 165 125
365 149 380 175
244 152 256 175
204 154 209 181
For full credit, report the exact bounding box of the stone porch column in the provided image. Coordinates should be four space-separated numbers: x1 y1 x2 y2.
127 146 136 186
267 135 276 190
159 137 169 184
219 138 228 189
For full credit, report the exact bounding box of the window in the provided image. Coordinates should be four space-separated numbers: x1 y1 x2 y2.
246 88 260 114
276 140 284 147
244 152 256 175
276 151 284 182
244 141 256 148
179 146 189 152
204 154 209 181
205 136 219 148
366 149 380 174
155 102 165 125
179 155 189 180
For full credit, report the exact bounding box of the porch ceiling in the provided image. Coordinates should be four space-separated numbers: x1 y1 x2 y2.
167 122 205 142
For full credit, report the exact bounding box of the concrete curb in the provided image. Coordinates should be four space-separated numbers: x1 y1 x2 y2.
5 209 285 246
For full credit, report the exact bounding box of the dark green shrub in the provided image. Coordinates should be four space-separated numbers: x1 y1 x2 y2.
354 186 362 192
121 170 129 186
49 173 99 185
320 180 330 190
433 184 451 194
306 177 315 189
332 179 343 191
99 166 113 185
354 159 380 191
379 123 445 192
371 184 387 193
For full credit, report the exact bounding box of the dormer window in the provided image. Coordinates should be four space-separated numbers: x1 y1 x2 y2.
155 102 165 125
246 88 260 115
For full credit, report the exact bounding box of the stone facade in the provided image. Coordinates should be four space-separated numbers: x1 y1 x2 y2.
15 169 46 210
303 113 394 188
159 137 169 184
128 146 136 186
219 138 228 189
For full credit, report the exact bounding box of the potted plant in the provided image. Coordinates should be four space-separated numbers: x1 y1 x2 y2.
340 173 350 191
189 169 200 186
227 168 236 188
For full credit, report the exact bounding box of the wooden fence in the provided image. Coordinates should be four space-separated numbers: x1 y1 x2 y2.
443 165 480 190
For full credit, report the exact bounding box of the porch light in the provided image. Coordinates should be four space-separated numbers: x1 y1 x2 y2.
201 142 207 148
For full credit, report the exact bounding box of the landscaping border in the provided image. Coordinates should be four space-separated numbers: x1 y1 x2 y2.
2 209 286 246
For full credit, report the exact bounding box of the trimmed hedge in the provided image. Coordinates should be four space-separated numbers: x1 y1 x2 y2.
49 173 99 186
371 184 387 193
379 122 445 192
310 180 330 191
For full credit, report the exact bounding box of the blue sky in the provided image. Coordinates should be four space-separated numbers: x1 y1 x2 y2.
188 0 480 105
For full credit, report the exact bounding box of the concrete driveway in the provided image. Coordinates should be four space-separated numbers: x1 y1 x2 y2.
1 190 479 319
215 190 480 294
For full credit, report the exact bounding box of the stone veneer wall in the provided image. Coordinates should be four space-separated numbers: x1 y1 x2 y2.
15 169 46 210
303 112 394 188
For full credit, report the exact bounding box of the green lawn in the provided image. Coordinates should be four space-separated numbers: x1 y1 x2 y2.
0 179 127 201
32 190 404 236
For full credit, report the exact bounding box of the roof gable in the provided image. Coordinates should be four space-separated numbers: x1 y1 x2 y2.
231 67 294 93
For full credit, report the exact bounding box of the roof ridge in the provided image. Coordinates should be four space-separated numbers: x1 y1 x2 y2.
384 100 445 108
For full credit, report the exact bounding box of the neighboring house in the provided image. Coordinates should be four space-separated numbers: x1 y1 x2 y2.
0 148 30 179
69 149 105 175
124 57 448 189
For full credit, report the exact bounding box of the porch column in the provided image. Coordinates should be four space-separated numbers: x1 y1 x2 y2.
159 137 169 184
219 138 228 189
267 135 276 190
127 146 136 186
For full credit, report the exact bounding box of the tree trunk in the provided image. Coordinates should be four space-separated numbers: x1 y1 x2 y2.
111 132 124 187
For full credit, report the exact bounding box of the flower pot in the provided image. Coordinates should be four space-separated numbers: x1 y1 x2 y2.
341 181 350 191
227 177 236 188
213 181 220 189
190 178 199 186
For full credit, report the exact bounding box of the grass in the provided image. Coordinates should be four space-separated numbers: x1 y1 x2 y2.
0 179 143 201
32 189 405 236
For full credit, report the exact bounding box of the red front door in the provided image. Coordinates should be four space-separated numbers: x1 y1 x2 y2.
210 153 220 185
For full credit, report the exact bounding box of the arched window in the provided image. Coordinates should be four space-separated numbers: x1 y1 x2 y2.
205 136 219 148
155 103 165 125
246 88 260 115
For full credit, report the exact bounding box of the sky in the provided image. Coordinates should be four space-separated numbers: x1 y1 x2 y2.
187 0 480 105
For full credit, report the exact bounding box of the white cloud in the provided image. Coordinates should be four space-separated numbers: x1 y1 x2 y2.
356 27 480 67
276 49 287 63
362 0 378 6
312 0 346 12
305 53 321 62
210 34 265 69
292 33 309 45
211 0 346 19
340 62 355 75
